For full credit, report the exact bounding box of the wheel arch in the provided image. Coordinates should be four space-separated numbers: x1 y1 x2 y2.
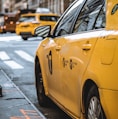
82 79 106 119
35 56 41 75
35 56 41 89
82 79 98 112
35 55 49 95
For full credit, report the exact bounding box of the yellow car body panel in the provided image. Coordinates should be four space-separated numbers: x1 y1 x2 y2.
99 89 118 119
35 0 118 118
83 30 118 119
106 0 118 30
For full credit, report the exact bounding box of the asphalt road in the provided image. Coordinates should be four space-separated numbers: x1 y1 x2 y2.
0 33 71 119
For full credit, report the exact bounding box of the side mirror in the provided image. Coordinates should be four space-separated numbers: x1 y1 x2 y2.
34 25 51 38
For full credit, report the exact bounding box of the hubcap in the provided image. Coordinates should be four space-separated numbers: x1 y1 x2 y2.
88 96 101 119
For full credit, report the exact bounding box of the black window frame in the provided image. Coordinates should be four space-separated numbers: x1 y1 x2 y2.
52 0 86 37
93 2 105 29
72 0 105 33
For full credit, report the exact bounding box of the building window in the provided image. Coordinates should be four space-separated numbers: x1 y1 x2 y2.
15 0 21 3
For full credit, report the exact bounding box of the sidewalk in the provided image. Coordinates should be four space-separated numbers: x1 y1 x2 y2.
0 69 46 119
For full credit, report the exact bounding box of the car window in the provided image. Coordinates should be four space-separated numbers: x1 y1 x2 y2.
19 16 36 22
73 0 104 33
94 4 105 29
54 0 85 37
40 16 59 22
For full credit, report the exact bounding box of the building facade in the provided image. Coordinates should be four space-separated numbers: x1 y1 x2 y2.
1 0 75 15
38 0 74 15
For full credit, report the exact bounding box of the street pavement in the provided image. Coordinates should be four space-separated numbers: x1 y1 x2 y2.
0 68 46 119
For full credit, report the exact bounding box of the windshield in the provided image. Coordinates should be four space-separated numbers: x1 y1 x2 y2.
19 16 36 22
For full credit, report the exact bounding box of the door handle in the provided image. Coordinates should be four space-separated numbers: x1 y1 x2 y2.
55 45 61 51
82 44 91 50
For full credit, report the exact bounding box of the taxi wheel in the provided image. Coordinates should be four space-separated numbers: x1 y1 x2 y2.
22 36 28 40
35 60 48 107
85 85 106 119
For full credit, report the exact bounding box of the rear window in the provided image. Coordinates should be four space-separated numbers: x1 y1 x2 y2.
40 16 59 22
19 16 36 22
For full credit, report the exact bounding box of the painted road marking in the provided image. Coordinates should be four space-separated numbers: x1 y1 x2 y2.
0 51 10 60
15 50 34 63
4 60 24 69
0 50 34 69
10 109 42 119
0 36 22 42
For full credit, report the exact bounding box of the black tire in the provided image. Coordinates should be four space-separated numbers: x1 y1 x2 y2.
85 85 106 119
35 60 48 107
22 36 28 40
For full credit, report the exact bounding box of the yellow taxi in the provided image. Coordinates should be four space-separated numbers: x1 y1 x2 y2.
15 13 59 40
34 0 118 118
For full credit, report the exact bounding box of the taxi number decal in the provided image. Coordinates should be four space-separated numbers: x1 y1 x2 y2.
62 58 77 70
111 4 118 15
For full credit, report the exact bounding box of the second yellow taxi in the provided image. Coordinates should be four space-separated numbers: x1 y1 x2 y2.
15 13 59 40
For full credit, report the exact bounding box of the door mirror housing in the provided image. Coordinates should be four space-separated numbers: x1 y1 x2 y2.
34 25 51 38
